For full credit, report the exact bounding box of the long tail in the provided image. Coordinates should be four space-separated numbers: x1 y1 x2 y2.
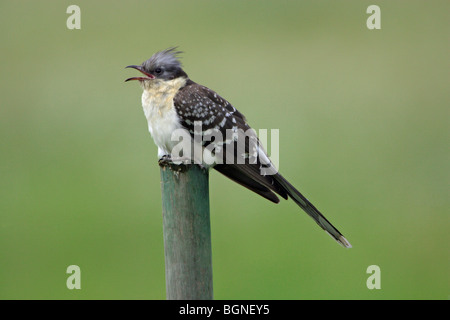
214 163 351 248
273 173 352 248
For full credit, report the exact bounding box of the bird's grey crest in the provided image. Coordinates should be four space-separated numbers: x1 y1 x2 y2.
142 47 183 72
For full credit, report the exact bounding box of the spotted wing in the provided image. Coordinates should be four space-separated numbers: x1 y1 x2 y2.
173 80 287 202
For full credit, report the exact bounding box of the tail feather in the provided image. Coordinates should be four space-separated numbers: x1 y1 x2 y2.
213 163 351 248
273 173 352 248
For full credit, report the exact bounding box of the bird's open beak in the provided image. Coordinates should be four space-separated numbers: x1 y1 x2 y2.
125 65 155 82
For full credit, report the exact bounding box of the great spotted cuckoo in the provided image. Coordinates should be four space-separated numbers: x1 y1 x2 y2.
125 48 351 248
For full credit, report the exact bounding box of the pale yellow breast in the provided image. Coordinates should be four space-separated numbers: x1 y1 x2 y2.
141 77 188 155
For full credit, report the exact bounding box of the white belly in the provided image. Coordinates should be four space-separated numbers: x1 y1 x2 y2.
142 90 183 157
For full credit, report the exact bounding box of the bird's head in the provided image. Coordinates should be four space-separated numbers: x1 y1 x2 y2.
125 47 188 88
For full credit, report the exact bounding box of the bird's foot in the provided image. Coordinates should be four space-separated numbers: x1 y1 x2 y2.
158 154 172 166
158 155 192 166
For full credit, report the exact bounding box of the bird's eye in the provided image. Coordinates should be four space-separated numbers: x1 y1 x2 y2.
154 67 162 74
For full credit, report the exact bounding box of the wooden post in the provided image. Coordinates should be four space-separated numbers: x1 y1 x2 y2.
159 162 213 300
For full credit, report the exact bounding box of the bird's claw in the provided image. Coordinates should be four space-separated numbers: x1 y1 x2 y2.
158 155 192 166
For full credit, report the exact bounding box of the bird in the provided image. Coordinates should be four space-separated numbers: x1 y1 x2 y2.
125 47 351 248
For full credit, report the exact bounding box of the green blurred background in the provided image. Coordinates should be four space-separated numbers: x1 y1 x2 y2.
0 0 448 299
